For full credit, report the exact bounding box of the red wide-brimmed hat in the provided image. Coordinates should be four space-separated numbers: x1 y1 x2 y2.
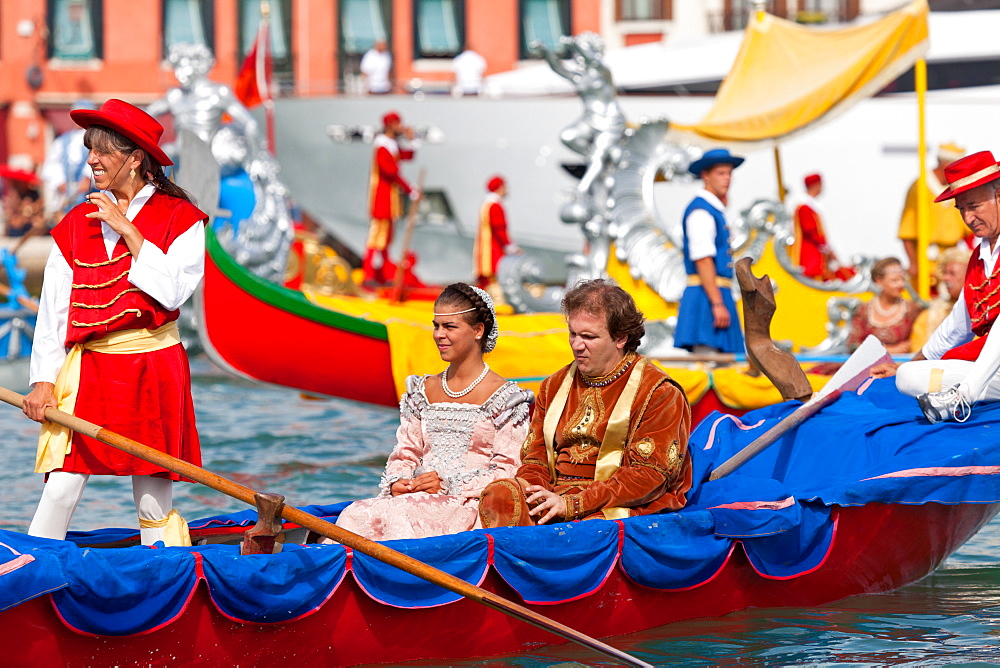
0 166 40 186
70 98 173 166
487 176 505 192
934 150 1000 202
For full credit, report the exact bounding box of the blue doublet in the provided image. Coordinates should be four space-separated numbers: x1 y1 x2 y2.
674 195 744 353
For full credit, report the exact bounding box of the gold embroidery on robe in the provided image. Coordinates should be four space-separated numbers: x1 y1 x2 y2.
521 429 535 458
633 437 655 460
665 439 683 481
562 388 603 464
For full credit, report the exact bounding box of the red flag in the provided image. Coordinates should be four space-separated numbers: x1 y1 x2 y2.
235 19 271 109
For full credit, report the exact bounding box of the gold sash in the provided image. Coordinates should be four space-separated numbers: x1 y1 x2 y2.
35 321 182 473
686 275 732 288
476 201 494 277
543 358 648 521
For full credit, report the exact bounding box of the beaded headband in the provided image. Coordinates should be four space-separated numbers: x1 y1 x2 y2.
432 287 499 353
471 286 500 353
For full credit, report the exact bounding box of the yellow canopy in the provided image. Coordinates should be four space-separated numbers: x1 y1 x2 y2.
673 0 928 146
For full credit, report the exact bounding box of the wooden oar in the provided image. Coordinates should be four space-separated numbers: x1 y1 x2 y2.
0 279 39 313
390 167 427 303
0 386 651 668
708 335 891 481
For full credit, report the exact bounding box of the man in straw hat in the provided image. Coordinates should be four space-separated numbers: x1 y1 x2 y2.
874 150 1000 423
674 148 745 353
21 99 207 546
363 110 418 284
897 142 970 279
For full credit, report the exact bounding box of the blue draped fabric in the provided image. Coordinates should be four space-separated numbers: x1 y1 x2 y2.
200 544 348 623
489 521 621 603
3 378 1000 635
351 533 489 607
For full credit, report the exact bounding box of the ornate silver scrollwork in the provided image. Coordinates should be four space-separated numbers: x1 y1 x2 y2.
149 43 294 285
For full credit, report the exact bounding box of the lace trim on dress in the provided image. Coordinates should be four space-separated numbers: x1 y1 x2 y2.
384 375 533 497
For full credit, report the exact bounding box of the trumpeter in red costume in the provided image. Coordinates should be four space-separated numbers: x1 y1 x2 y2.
21 99 207 546
474 175 517 289
364 111 417 284
876 150 1000 423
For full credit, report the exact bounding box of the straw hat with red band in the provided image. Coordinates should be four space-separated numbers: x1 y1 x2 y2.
934 150 1000 203
70 98 173 167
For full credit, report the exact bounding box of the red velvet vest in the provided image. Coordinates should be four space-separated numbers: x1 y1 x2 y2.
51 192 206 347
963 251 1000 338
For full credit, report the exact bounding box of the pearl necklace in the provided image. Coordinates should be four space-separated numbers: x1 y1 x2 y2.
442 363 490 398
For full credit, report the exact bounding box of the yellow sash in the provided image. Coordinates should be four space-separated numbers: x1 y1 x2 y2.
35 321 182 473
476 201 494 277
543 358 648 521
686 275 732 288
139 509 192 547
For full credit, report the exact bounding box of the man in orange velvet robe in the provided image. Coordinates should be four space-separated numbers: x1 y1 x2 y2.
479 280 692 526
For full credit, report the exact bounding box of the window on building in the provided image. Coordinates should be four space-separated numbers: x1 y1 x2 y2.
48 0 103 60
341 0 389 55
617 0 672 21
338 0 391 92
163 0 214 57
414 0 464 59
239 0 293 92
520 0 570 58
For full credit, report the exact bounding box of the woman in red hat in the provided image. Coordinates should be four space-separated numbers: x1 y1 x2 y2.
21 99 207 546
876 150 1000 423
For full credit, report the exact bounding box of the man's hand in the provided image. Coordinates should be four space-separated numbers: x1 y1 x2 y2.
23 382 57 423
870 361 899 378
525 485 564 524
712 303 731 329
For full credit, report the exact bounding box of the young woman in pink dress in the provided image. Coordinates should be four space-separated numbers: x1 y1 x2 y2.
334 283 533 541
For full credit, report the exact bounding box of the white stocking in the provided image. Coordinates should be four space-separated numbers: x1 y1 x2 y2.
28 471 90 541
132 476 173 546
957 321 1000 402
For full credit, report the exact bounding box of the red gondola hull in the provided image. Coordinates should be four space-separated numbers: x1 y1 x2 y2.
2 501 994 665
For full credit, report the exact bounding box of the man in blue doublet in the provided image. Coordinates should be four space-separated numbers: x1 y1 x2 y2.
675 148 746 353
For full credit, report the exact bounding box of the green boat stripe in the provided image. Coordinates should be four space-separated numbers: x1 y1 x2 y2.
206 227 389 341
